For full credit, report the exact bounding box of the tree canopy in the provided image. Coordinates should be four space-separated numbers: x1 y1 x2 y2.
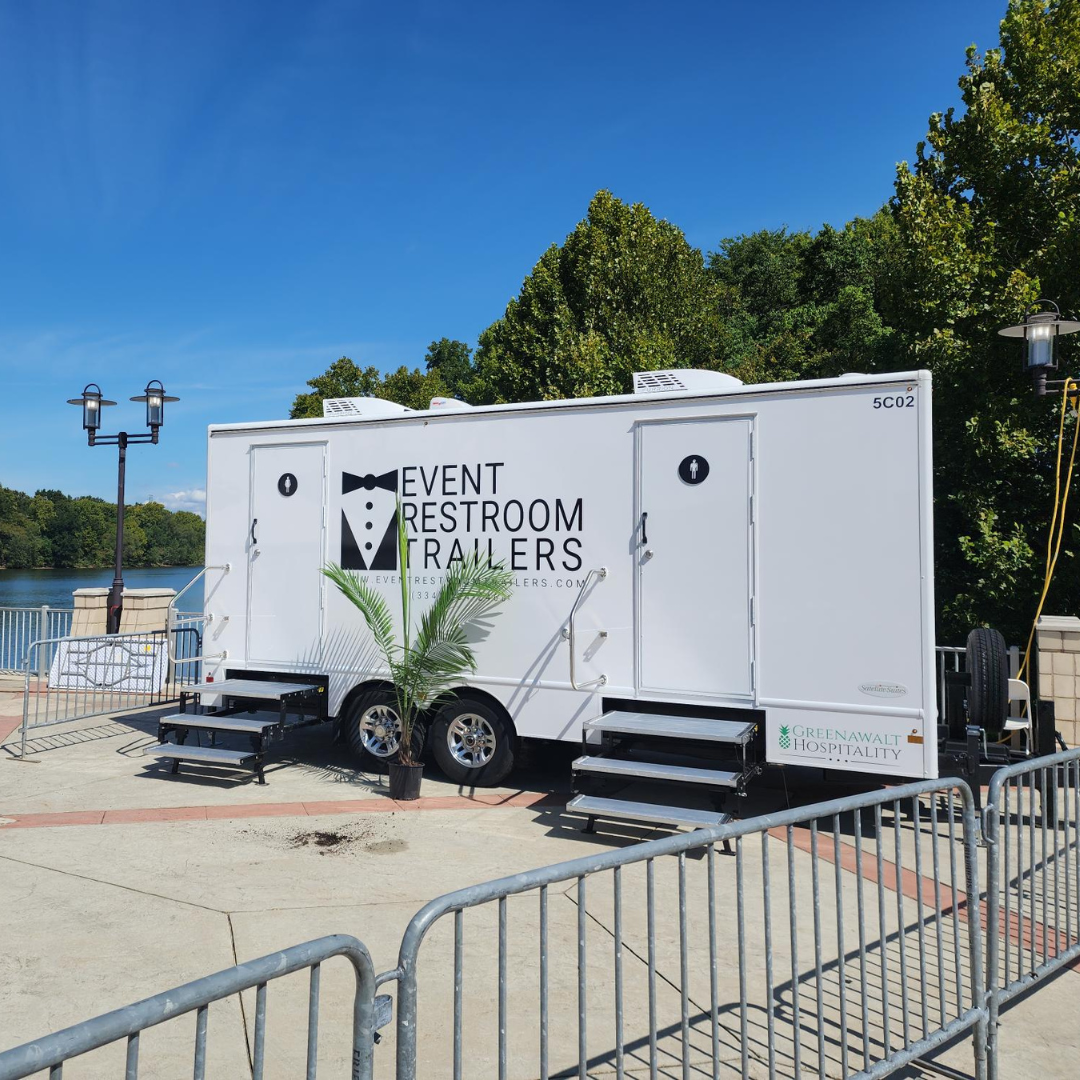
0 486 204 570
469 190 730 403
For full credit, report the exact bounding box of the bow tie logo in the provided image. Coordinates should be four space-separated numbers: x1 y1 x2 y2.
341 469 399 571
342 470 398 494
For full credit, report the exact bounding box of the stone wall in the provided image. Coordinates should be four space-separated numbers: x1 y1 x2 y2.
1036 614 1080 747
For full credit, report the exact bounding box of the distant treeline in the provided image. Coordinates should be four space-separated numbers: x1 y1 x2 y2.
0 486 204 569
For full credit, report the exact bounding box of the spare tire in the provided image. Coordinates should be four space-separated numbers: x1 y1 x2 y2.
966 627 1009 729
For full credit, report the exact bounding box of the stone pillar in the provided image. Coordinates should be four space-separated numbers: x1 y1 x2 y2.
70 587 176 636
71 588 109 637
118 588 177 634
1036 614 1080 747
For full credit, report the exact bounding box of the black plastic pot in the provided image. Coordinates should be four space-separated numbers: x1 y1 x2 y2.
389 761 424 801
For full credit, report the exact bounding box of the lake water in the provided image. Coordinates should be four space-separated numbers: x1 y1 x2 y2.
0 567 205 611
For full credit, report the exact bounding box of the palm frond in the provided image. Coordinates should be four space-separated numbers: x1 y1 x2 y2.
409 555 514 701
321 563 399 669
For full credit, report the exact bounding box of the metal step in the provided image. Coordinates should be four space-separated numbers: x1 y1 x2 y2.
144 744 258 766
586 710 756 745
566 794 731 830
185 679 320 700
573 754 742 788
159 712 283 735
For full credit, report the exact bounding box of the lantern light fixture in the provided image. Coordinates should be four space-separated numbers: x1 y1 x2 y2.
66 384 117 438
130 380 179 436
998 300 1080 396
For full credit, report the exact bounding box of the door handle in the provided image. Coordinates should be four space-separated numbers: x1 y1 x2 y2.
640 511 648 546
250 518 258 546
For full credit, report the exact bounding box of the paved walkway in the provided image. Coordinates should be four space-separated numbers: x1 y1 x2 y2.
0 692 1077 1078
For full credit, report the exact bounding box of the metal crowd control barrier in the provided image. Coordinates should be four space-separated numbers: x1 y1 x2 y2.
16 627 202 757
24 770 1080 1079
391 778 987 1080
0 935 377 1080
983 747 1080 1080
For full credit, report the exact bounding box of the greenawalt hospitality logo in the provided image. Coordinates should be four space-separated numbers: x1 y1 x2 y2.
779 723 902 762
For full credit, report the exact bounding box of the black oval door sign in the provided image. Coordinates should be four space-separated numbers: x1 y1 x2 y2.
278 473 298 497
678 455 709 485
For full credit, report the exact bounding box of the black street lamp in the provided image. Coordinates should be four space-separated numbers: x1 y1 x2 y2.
998 300 1080 396
67 381 180 634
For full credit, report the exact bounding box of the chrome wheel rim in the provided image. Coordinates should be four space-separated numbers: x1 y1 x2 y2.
358 703 402 758
447 713 496 768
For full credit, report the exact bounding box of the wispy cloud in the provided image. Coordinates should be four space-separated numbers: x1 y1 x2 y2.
161 488 206 515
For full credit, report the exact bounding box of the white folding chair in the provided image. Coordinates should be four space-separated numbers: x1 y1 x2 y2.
1004 678 1032 755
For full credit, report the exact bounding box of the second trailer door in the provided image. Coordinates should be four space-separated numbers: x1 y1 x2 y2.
635 416 754 700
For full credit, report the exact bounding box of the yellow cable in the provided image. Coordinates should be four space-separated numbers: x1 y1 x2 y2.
1019 378 1078 684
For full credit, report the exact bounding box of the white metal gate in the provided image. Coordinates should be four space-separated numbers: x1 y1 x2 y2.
635 416 754 700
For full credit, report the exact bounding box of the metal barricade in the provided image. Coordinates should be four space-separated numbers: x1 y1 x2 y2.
389 778 987 1080
17 627 202 756
0 935 378 1080
983 748 1080 1079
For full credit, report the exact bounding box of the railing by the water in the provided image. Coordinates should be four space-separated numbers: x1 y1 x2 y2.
0 606 73 675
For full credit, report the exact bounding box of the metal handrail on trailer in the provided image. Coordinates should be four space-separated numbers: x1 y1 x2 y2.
567 566 608 691
166 563 231 665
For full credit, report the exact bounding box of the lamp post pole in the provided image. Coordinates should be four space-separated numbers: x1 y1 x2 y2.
107 432 129 635
67 381 180 635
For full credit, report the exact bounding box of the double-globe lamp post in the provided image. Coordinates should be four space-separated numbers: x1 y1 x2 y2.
67 381 180 634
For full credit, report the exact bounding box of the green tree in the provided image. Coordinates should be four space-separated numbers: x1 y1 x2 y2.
0 483 204 568
424 338 475 400
889 0 1080 641
708 214 900 385
470 190 731 403
290 357 447 418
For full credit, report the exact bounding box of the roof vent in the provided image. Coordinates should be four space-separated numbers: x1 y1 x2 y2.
321 398 413 419
632 369 743 395
429 397 474 411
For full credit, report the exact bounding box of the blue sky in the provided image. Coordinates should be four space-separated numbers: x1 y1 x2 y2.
0 0 1004 514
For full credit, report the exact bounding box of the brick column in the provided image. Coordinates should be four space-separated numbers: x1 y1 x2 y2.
1036 615 1080 748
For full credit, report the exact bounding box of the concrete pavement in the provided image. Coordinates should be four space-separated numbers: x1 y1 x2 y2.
1 692 1077 1078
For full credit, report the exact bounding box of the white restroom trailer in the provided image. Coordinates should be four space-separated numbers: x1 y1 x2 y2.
198 369 937 816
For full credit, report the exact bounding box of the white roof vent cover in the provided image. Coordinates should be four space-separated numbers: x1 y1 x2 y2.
321 397 413 419
633 369 743 395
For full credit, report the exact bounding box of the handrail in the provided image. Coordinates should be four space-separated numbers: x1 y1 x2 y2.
166 564 230 666
167 563 230 617
0 935 376 1080
567 566 608 690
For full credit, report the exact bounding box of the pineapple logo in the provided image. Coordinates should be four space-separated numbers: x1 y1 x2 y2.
779 725 791 750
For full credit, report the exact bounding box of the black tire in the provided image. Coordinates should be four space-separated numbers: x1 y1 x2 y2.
341 687 425 768
966 627 1009 730
430 696 515 787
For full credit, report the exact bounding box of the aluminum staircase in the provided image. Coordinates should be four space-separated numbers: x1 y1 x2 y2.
567 709 761 834
144 678 326 785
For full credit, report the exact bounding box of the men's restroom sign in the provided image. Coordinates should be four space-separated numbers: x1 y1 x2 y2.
678 455 709 485
278 473 298 497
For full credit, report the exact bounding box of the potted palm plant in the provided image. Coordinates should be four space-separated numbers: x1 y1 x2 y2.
322 501 513 800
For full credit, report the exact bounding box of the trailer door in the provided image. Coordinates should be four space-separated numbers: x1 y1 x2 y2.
636 417 754 700
247 442 327 666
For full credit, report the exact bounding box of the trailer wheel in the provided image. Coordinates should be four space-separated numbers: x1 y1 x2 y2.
342 688 424 767
430 698 515 786
966 627 1009 730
